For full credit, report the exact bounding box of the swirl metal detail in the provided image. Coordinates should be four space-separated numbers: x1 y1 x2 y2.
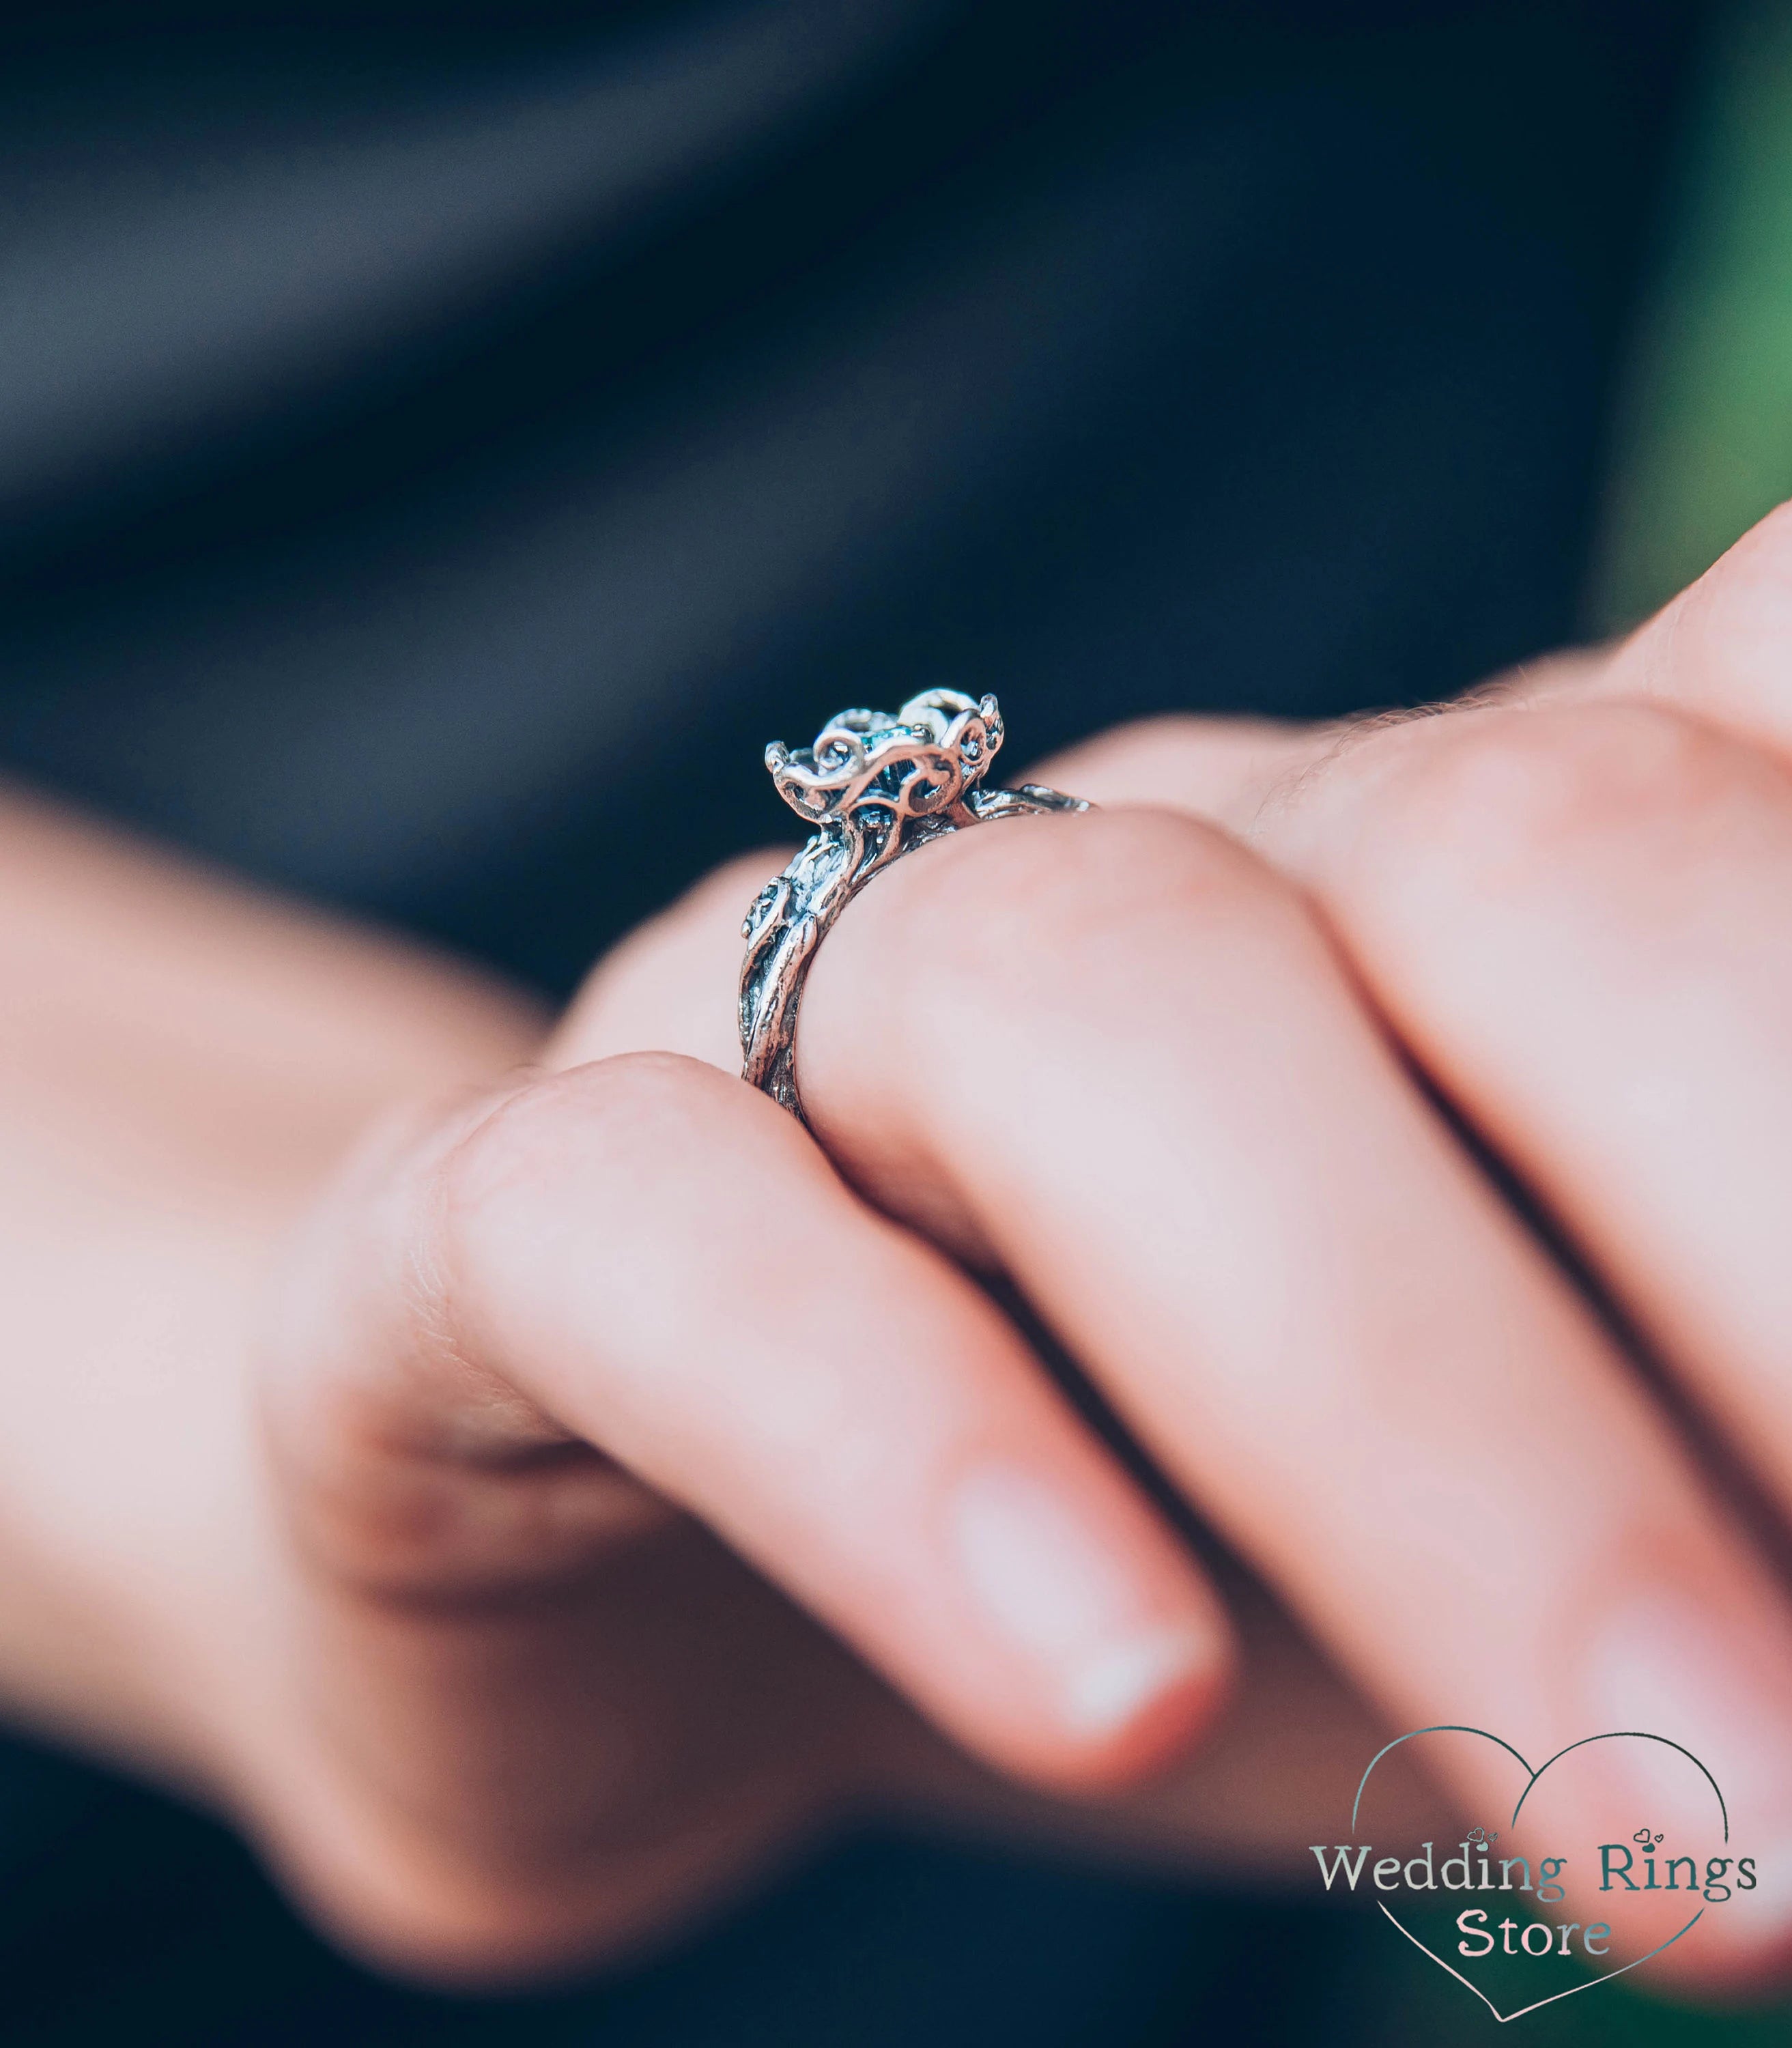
739 689 1089 1118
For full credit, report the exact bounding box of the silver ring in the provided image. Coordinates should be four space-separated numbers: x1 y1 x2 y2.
739 689 1090 1120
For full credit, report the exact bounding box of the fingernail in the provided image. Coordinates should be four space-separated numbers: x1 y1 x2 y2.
949 1462 1213 1738
1062 1623 1216 1736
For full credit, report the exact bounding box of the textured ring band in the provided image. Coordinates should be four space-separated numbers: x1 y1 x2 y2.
739 689 1090 1120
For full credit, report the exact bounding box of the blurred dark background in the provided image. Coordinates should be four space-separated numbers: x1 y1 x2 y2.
0 1 1752 2040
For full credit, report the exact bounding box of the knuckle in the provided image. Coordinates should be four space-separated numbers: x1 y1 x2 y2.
1617 498 1792 705
1689 497 1792 620
443 1051 724 1230
900 805 1307 999
557 849 788 1073
427 1051 733 1400
1367 700 1741 893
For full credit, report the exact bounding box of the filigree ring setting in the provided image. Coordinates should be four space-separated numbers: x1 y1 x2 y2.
739 689 1090 1119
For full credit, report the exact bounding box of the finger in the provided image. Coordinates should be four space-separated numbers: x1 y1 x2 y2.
560 850 789 1077
1028 712 1328 838
1020 711 1792 1981
1197 698 1792 1981
264 1055 1231 1793
780 806 1792 1978
892 1569 1454 1881
1021 659 1598 840
492 907 1475 1892
1036 697 1792 1514
1587 499 1792 764
1040 697 1792 1528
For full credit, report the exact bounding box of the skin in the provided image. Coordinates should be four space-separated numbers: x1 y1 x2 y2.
12 509 1792 1993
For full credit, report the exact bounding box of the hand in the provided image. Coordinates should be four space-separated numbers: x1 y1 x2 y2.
16 509 1792 1998
556 507 1792 1992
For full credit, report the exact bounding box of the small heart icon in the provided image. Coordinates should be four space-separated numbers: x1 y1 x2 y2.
1341 1724 1729 2023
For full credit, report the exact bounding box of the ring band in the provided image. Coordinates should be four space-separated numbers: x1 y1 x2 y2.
739 690 1090 1120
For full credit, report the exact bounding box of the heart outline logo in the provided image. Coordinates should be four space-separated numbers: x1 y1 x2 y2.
1352 1724 1727 2023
